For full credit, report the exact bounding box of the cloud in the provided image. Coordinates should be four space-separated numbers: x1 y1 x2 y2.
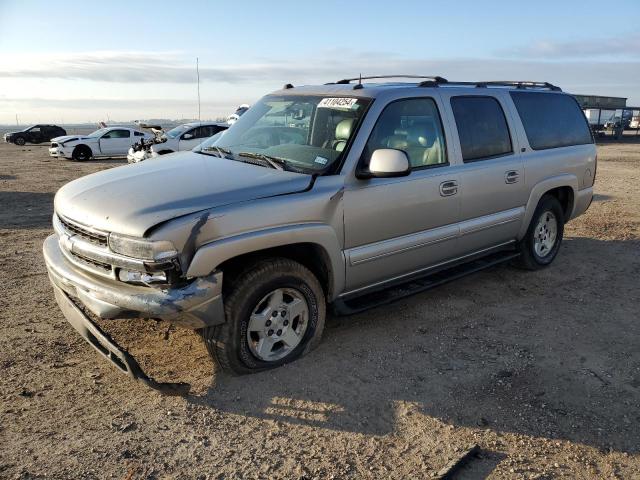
1 49 639 90
500 32 640 58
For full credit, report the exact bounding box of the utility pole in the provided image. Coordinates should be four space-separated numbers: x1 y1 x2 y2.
196 57 201 123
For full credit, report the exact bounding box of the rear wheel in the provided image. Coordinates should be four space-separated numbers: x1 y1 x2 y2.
515 195 565 270
72 145 92 161
14 136 26 146
201 258 326 374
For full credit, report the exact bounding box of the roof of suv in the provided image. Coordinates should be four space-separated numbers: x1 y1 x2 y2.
273 77 565 98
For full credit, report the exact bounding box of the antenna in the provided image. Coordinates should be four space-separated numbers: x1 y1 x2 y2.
196 57 201 123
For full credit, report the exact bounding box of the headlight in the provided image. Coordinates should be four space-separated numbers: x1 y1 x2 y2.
118 269 167 285
108 233 177 261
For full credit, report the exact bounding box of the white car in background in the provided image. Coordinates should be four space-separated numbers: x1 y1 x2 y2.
127 121 229 163
152 122 228 156
49 127 153 161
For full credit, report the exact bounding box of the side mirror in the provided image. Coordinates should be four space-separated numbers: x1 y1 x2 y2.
361 149 410 178
183 133 194 140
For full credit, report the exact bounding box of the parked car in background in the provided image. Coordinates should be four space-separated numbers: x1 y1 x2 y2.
4 124 66 145
127 122 229 163
151 122 228 156
43 77 596 392
49 127 153 161
604 116 629 130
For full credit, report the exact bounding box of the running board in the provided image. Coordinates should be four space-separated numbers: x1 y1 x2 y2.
332 250 520 315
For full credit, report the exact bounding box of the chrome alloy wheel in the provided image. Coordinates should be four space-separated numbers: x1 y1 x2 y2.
246 288 309 361
534 211 558 258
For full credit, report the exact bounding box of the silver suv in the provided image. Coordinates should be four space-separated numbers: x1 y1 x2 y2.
43 76 596 393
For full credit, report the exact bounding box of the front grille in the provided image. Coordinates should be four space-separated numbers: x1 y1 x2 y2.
59 216 108 246
70 251 112 272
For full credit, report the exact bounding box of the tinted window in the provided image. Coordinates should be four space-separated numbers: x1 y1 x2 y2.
364 98 447 169
510 92 593 150
134 131 144 136
451 96 512 162
103 129 130 139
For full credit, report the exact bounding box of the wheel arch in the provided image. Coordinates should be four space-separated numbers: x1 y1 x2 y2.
517 175 578 240
186 224 345 301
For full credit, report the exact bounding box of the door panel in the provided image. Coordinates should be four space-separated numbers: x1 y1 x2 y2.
99 130 132 155
442 92 527 252
344 171 460 291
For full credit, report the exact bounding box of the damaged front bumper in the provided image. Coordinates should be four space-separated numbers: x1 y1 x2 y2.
43 234 225 393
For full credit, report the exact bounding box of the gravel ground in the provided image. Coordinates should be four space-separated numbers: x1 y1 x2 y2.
0 141 638 479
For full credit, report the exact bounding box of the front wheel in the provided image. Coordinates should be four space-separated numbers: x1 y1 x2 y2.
515 195 565 270
14 136 26 146
201 258 326 374
72 145 92 161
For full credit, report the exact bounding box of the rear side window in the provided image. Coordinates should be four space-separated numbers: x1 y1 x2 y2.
510 92 593 150
450 96 512 162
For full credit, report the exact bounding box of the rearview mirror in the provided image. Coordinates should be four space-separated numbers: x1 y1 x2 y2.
361 149 410 178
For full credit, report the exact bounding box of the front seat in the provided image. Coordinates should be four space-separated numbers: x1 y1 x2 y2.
332 119 354 152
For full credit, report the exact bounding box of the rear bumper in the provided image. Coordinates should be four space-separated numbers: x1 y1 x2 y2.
43 234 225 329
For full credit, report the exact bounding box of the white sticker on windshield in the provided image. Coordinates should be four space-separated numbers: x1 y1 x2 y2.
318 97 358 109
314 156 329 165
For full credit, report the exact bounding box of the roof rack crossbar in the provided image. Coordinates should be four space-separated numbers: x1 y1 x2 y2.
334 75 448 85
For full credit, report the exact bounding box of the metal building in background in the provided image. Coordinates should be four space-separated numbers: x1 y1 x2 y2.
572 93 640 139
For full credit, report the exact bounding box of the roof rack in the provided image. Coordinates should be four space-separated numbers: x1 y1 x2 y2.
327 76 562 92
417 79 562 91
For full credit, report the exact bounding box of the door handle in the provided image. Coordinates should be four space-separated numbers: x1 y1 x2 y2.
505 170 520 184
439 180 458 197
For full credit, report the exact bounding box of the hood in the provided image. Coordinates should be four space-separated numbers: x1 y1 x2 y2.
54 151 312 237
52 135 82 143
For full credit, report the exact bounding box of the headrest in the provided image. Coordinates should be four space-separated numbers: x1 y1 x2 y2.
386 135 409 150
335 119 354 141
407 126 429 147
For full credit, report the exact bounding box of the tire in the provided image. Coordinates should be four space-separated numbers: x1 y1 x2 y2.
72 145 92 161
201 258 326 374
14 136 26 146
515 195 565 270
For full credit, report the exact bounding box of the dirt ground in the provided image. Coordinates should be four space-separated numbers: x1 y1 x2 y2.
0 141 638 480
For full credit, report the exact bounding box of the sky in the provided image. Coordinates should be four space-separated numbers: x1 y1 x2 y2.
0 0 639 124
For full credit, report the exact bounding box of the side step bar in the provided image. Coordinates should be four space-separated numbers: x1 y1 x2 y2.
332 250 520 315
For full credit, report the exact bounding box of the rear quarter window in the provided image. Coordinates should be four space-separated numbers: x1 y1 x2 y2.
510 92 593 150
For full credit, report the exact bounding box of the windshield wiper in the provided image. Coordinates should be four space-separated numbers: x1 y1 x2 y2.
199 145 233 159
237 152 286 171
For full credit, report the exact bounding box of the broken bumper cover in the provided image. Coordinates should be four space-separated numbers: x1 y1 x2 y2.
43 234 225 393
51 284 190 395
43 234 224 328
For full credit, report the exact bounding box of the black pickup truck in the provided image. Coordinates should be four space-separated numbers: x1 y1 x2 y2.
4 124 67 145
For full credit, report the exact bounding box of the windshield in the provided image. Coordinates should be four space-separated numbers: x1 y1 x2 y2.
203 94 372 173
87 128 110 137
166 124 192 139
196 131 225 151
